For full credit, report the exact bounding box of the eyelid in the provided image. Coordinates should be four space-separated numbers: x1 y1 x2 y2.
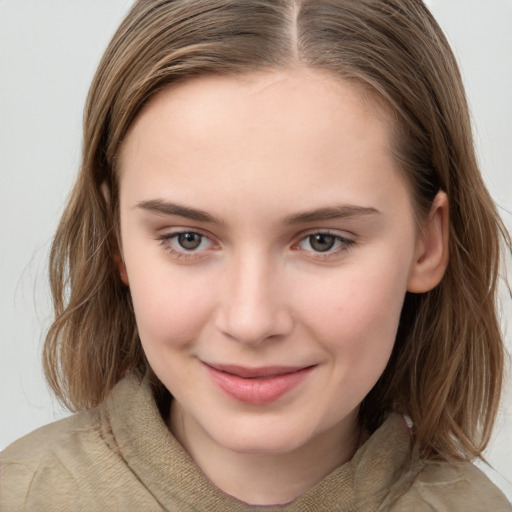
154 226 356 262
156 227 220 259
294 228 356 244
292 229 356 258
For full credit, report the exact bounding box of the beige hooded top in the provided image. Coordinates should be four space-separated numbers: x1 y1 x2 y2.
1 374 510 512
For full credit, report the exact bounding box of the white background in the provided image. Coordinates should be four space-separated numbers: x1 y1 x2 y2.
1 0 511 501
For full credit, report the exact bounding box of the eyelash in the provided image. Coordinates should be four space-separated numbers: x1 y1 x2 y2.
156 229 355 261
156 230 216 259
294 231 355 260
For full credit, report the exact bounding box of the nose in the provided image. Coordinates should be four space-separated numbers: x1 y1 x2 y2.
214 253 293 345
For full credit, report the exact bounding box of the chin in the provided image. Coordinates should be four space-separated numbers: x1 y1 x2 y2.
211 422 312 456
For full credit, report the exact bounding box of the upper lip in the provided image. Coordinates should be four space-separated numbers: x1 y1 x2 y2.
204 362 315 379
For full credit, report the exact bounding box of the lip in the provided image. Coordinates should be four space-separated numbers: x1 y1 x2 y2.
203 362 316 405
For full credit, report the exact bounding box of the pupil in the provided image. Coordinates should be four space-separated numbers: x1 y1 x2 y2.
310 234 335 252
178 233 201 250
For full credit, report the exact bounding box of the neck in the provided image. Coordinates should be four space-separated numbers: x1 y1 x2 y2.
169 402 362 506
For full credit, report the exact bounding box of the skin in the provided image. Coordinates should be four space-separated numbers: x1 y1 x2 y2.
117 68 448 505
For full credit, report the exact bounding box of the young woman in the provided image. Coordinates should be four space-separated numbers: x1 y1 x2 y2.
1 1 511 510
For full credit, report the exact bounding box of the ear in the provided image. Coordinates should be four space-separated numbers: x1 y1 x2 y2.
101 181 129 286
407 191 449 293
114 252 129 286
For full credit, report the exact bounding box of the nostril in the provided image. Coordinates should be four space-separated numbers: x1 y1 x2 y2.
214 260 293 344
215 302 293 345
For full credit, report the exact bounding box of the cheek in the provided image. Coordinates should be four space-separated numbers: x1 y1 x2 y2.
126 262 215 350
298 255 410 367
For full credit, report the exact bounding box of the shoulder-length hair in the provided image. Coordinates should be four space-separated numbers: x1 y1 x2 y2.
44 0 510 461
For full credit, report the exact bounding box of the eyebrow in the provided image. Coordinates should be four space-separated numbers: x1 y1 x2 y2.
283 205 380 225
136 200 225 225
136 199 380 225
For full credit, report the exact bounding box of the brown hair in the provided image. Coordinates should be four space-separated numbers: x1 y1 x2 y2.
44 0 510 461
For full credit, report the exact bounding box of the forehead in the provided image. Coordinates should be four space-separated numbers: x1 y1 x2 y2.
117 69 407 217
121 68 392 156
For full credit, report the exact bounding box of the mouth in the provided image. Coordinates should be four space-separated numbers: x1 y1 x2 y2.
203 362 316 405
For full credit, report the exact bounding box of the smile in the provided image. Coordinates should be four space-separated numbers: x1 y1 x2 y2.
203 363 316 405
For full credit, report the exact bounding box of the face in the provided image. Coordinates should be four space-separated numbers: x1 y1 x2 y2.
118 69 423 456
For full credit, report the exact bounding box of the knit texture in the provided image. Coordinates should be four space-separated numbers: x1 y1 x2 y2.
1 373 510 511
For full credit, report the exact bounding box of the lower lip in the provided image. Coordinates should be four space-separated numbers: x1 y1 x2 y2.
205 365 315 405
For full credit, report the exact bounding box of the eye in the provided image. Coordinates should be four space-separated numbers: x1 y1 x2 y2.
305 234 337 252
157 230 216 257
297 232 354 255
176 232 203 251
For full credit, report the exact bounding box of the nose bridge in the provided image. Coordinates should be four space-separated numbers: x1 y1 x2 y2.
216 248 292 345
